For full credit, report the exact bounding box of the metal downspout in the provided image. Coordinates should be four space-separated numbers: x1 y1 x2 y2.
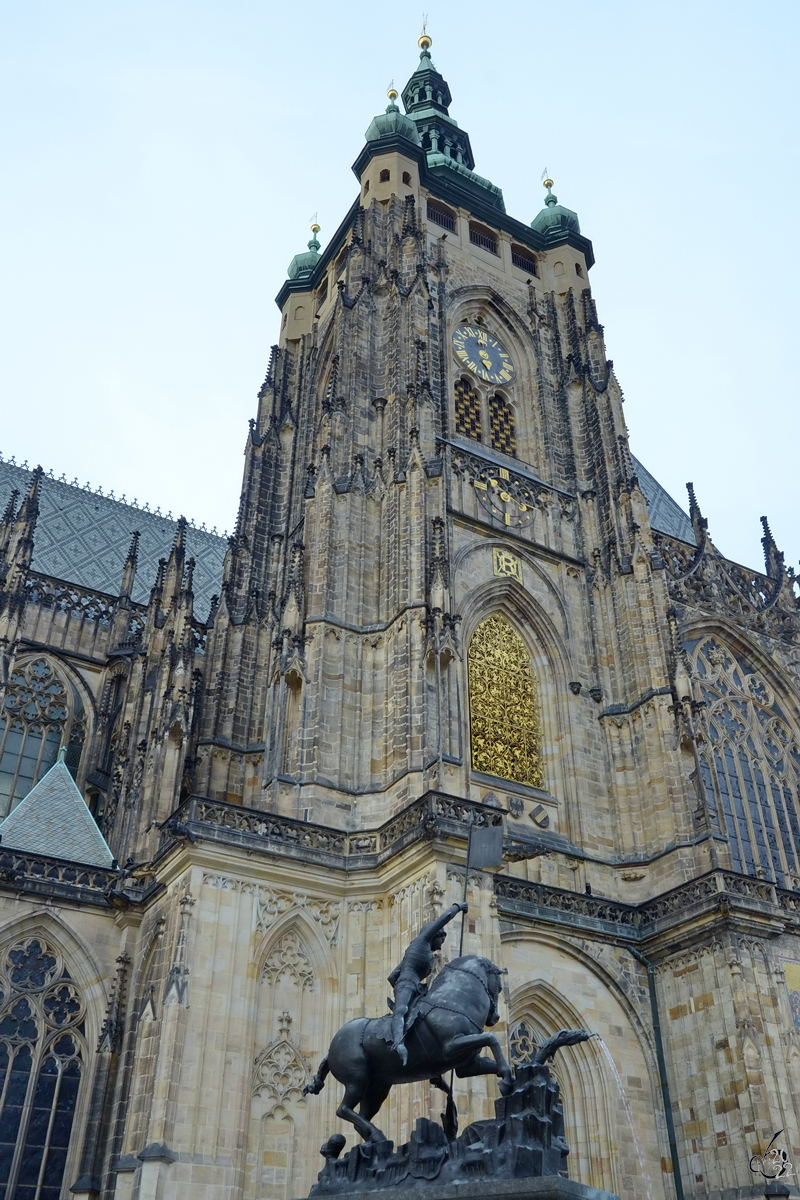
628 945 685 1200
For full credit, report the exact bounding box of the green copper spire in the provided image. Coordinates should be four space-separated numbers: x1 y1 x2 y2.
401 32 474 171
397 31 504 211
531 177 581 239
287 221 322 280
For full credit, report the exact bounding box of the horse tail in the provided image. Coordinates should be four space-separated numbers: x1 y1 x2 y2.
303 1055 330 1096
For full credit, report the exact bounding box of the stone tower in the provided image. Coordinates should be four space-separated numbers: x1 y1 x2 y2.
1 33 800 1200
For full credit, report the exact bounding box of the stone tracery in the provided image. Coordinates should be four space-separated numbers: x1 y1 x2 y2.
689 635 800 886
0 937 85 1200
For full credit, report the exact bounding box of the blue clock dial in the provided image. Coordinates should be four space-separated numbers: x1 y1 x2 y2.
452 325 516 386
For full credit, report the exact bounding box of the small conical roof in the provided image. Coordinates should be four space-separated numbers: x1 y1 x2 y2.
0 754 114 867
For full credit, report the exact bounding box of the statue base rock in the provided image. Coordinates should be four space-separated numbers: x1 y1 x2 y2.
307 1063 619 1198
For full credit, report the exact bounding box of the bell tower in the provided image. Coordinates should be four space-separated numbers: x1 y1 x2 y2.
194 31 686 872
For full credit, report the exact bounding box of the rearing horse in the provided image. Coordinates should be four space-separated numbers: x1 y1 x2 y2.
303 955 514 1143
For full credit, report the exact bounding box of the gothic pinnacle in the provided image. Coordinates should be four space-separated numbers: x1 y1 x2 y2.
686 482 709 543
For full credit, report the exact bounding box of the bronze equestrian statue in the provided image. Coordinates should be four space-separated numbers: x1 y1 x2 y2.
304 903 515 1143
388 901 467 1063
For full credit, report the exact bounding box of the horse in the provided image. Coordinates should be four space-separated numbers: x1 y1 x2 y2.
303 954 514 1143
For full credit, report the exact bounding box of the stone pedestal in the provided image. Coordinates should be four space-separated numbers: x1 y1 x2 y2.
297 1180 619 1200
306 1063 619 1199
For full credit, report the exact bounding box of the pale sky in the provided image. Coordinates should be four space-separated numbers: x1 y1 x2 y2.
1 1 797 573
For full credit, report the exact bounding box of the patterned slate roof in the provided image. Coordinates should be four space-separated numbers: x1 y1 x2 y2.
632 456 696 545
0 757 114 867
0 458 228 621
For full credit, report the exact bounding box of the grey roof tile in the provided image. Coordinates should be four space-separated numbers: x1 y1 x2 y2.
632 456 696 545
0 757 114 867
0 460 227 621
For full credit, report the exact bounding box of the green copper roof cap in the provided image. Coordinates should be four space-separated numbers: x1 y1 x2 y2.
287 223 322 281
365 94 421 146
531 179 581 238
401 38 452 116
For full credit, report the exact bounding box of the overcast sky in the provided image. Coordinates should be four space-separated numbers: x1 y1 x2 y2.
1 1 797 572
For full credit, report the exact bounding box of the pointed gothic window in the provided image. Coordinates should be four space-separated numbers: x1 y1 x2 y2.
489 394 516 456
690 636 800 887
454 378 482 442
0 938 85 1200
0 658 86 818
468 615 544 788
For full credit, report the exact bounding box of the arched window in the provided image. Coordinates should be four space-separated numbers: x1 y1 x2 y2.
0 937 85 1200
468 614 544 787
0 658 86 818
690 636 800 887
454 378 482 442
489 394 516 456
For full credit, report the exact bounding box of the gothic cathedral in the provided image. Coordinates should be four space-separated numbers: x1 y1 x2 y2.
1 35 800 1200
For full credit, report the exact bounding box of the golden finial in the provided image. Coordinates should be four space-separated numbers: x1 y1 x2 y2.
541 168 554 190
387 80 398 102
418 13 432 50
309 212 320 235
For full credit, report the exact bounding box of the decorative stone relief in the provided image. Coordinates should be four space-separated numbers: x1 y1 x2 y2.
261 931 314 991
346 899 383 914
200 874 340 943
253 1011 312 1103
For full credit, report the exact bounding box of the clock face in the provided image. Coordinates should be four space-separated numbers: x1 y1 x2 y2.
472 466 536 528
452 325 516 386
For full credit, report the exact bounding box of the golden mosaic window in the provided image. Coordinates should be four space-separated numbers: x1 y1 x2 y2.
468 614 544 787
489 394 516 456
454 378 482 442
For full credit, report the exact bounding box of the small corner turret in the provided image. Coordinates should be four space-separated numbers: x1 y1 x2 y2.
280 220 326 344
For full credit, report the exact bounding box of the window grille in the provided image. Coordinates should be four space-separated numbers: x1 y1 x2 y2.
468 614 544 787
0 938 85 1200
511 246 538 275
469 224 498 255
0 658 85 817
690 636 800 886
426 203 456 232
489 395 517 456
454 378 482 442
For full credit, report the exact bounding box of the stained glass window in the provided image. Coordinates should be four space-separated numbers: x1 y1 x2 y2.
689 636 800 887
0 659 85 817
0 938 84 1200
489 395 516 456
468 615 544 788
454 378 482 442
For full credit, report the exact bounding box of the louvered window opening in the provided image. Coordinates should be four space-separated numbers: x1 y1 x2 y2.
690 636 800 888
427 203 456 232
489 395 517 456
454 379 482 442
469 226 498 255
0 939 85 1200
